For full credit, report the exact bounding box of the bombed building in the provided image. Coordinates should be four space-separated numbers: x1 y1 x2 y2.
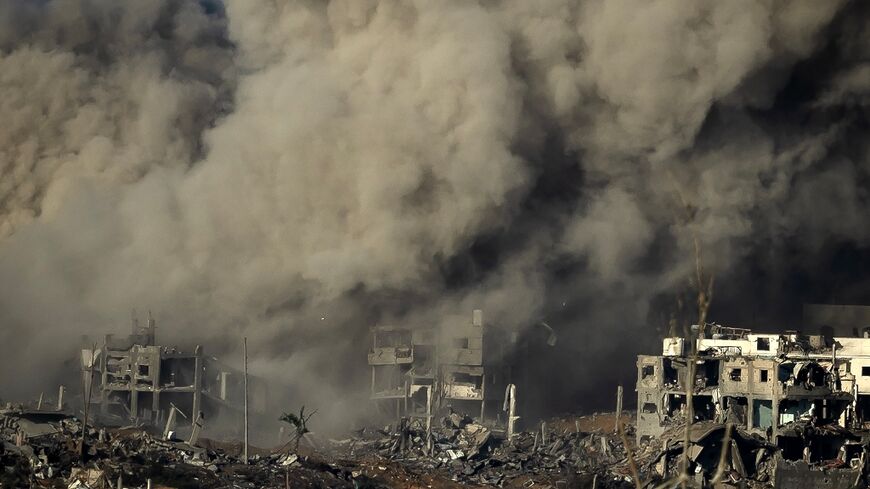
79 314 270 441
368 309 513 424
637 324 870 486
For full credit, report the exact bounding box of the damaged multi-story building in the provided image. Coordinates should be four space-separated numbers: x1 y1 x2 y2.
637 324 870 486
368 310 512 425
80 314 268 439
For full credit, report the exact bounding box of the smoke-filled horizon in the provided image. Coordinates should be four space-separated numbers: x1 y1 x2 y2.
2 0 870 427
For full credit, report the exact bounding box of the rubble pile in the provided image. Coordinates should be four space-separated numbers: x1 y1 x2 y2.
0 406 384 489
5 401 867 488
649 419 870 488
333 413 651 488
653 422 777 486
332 412 870 488
1 407 84 487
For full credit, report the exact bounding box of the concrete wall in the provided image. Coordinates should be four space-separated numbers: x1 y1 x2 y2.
847 357 870 394
748 358 781 397
720 357 751 394
835 337 870 356
637 355 663 390
746 334 782 357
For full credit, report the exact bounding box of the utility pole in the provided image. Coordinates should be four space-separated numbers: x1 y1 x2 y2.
243 337 249 462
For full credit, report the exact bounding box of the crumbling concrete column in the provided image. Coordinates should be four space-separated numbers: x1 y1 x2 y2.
746 395 754 431
772 397 780 441
100 346 109 415
152 351 161 422
504 384 518 443
426 386 433 436
163 406 177 440
188 411 204 446
404 379 409 417
615 385 624 432
130 348 138 421
192 345 202 425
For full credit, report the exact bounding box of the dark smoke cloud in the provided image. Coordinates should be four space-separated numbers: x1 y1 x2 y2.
1 0 870 427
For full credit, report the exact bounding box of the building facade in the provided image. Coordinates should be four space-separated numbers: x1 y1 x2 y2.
368 309 511 425
82 314 267 439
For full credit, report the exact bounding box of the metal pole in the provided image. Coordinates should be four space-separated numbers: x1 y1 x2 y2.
244 337 249 462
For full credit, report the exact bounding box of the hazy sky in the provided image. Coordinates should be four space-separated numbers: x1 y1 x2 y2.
2 0 869 422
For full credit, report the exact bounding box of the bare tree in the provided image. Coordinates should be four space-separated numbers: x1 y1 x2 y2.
280 406 317 451
668 172 715 487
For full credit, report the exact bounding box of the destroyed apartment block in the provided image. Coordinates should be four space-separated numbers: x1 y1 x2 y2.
637 324 870 486
369 309 512 425
81 314 268 440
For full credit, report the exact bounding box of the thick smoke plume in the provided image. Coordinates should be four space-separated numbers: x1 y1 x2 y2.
2 0 870 427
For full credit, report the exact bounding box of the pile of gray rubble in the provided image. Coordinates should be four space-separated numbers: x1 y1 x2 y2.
3 403 869 488
332 412 638 487
0 404 382 489
334 410 870 488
